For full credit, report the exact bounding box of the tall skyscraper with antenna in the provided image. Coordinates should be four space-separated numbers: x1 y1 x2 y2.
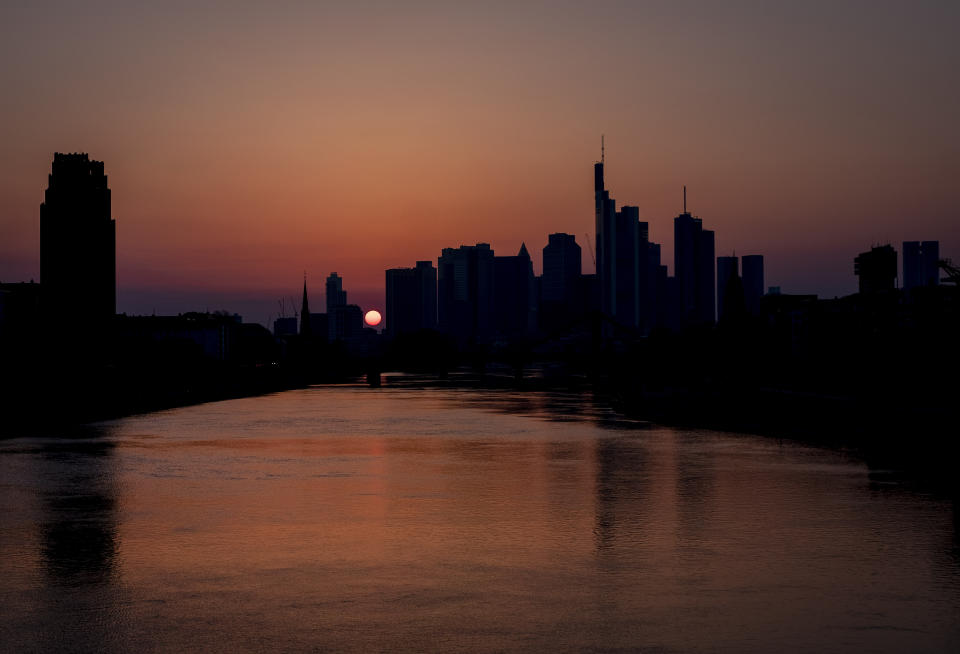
594 138 645 329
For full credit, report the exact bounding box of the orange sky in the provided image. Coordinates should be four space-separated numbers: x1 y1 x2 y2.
1 1 958 325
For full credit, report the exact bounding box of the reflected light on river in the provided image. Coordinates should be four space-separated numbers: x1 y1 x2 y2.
0 384 958 652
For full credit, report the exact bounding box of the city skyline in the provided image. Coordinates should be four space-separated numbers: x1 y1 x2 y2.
2 149 954 333
1 2 959 326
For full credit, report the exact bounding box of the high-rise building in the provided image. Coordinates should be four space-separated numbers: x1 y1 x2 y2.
385 260 438 338
854 245 897 294
674 187 715 325
326 272 347 314
438 243 495 346
595 158 617 321
329 304 363 341
902 241 939 291
542 233 581 304
593 149 645 330
541 233 582 329
741 255 764 317
493 243 537 340
40 153 116 328
324 272 355 341
614 206 641 328
642 238 666 333
717 256 739 323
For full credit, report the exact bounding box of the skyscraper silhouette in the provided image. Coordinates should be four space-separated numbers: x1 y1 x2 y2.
595 156 617 321
326 272 347 314
493 243 537 339
854 245 897 294
673 188 715 326
40 153 116 329
541 233 582 327
902 241 939 291
438 243 495 346
717 256 739 323
614 206 641 328
593 146 644 329
385 261 438 338
741 255 764 317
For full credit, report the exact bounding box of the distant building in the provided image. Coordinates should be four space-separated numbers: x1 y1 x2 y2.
717 256 739 323
273 316 297 337
385 260 437 338
329 304 363 341
40 153 116 329
541 233 581 328
0 281 41 349
300 278 312 336
326 272 347 314
902 241 939 291
308 313 328 340
116 312 274 364
324 272 355 341
741 255 764 317
595 159 617 322
438 243 495 346
593 153 651 331
614 206 641 328
640 234 662 334
674 188 715 326
493 243 537 341
854 245 897 294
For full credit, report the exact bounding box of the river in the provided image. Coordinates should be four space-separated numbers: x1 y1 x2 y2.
1 383 958 652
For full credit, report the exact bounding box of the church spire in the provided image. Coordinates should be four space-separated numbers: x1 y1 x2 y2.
300 273 311 336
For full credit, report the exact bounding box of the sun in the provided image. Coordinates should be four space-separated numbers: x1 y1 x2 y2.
364 310 382 327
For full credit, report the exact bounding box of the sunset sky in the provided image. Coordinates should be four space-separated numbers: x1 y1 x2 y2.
1 1 957 326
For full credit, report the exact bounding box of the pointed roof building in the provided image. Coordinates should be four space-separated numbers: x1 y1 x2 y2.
300 275 311 336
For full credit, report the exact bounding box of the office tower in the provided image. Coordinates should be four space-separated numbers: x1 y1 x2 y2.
542 233 581 304
673 187 715 325
438 243 495 346
329 304 363 341
741 255 764 317
595 156 617 319
593 147 644 329
614 206 641 328
40 152 116 328
717 256 739 323
300 277 311 336
325 272 354 341
386 260 438 338
902 241 940 291
854 245 897 294
644 241 664 331
326 272 347 313
493 243 537 340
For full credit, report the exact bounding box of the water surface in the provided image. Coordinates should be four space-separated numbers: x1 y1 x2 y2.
1 384 958 652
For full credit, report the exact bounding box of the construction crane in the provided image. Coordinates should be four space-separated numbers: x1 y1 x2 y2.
584 233 596 266
938 259 960 285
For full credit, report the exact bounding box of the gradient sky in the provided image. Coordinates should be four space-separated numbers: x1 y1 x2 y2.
1 0 958 326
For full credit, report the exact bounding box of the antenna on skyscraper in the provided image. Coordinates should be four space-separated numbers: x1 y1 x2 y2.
601 134 605 165
683 185 687 213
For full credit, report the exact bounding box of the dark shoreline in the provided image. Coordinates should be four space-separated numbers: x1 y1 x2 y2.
3 366 957 492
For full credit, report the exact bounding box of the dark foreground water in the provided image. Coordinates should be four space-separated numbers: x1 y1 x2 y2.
1 384 958 653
